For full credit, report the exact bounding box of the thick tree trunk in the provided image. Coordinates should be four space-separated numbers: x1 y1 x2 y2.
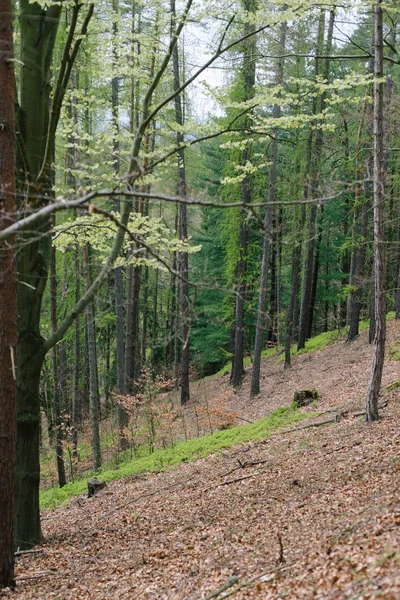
366 0 386 422
0 0 18 582
14 0 62 549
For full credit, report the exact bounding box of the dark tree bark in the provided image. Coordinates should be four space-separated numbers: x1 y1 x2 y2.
250 16 286 397
83 245 101 469
14 0 94 549
50 247 66 488
298 9 334 350
171 0 190 404
72 245 80 462
231 0 257 389
366 0 386 422
0 0 17 583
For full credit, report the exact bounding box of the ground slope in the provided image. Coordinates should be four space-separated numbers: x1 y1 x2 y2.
5 324 400 599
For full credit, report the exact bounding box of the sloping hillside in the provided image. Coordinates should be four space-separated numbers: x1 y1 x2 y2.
6 323 400 599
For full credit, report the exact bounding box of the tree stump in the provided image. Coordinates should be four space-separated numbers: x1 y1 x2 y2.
87 478 106 498
293 389 319 407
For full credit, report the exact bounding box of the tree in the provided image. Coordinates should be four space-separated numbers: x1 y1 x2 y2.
366 0 386 422
251 16 287 397
0 0 18 584
230 0 257 389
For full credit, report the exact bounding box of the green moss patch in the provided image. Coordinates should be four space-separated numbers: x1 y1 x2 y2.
40 406 315 510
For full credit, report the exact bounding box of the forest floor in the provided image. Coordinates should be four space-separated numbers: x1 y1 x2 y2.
5 322 400 599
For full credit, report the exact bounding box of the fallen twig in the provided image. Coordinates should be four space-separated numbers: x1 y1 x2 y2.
17 571 52 581
15 548 45 557
214 561 297 599
221 458 270 478
205 576 239 600
282 417 338 434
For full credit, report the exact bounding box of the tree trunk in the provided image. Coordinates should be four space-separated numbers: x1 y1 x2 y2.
230 0 257 389
50 247 66 488
83 245 101 469
0 0 18 581
171 0 190 404
366 0 386 422
72 245 80 462
298 9 334 349
251 18 286 394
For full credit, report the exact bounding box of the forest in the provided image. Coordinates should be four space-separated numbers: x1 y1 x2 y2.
0 0 400 595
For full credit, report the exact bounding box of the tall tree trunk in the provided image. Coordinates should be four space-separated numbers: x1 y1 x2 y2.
366 0 386 422
15 0 62 550
111 0 129 442
171 0 190 404
83 245 101 469
298 9 334 349
251 20 286 396
231 0 257 389
50 247 66 487
308 206 324 338
72 245 80 461
0 0 18 581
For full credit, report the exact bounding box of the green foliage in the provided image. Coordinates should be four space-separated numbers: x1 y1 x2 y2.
40 406 314 509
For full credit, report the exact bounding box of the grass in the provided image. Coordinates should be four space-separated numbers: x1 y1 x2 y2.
40 406 316 510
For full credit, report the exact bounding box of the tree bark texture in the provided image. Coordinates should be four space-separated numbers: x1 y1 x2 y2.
231 0 257 389
83 245 102 470
298 9 334 349
251 18 287 397
50 247 66 488
366 0 386 423
0 0 17 583
171 0 190 404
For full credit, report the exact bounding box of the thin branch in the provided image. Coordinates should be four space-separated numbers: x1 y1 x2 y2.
141 5 306 138
129 0 194 168
37 3 94 183
0 185 351 243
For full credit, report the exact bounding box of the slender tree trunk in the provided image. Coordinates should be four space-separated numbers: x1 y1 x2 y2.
231 0 257 389
111 0 129 442
83 245 101 469
395 218 400 319
72 245 80 461
50 247 66 487
0 0 17 581
347 177 371 340
366 0 386 422
171 0 190 404
152 269 159 369
284 240 302 369
308 205 324 338
251 20 286 394
298 9 334 349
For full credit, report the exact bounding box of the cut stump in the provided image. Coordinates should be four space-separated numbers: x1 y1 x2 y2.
88 478 106 498
293 389 319 407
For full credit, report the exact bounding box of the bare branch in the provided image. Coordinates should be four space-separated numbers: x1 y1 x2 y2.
37 3 95 183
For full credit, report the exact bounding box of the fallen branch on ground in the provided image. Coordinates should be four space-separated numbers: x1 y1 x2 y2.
205 576 239 600
15 548 45 557
212 561 297 599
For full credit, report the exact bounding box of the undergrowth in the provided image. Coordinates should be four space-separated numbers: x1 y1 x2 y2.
40 406 315 510
217 312 396 376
